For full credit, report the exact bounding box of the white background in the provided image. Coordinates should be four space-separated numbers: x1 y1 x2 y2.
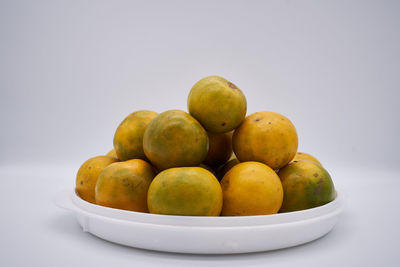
0 0 399 266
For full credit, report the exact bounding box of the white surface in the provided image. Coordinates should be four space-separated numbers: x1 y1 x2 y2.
54 189 342 254
0 164 399 266
1 0 399 266
1 0 399 168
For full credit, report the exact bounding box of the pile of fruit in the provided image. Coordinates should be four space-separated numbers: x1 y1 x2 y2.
75 76 335 216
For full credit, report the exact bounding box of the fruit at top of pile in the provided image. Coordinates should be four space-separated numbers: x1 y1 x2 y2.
95 159 156 212
143 110 209 170
278 160 335 212
220 162 283 216
204 131 233 168
106 149 118 160
147 167 223 216
291 152 322 166
113 110 158 161
233 111 298 170
75 155 118 203
188 76 247 133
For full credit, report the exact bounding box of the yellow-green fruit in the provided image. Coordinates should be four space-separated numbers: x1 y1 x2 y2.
188 76 247 133
75 156 118 203
113 110 158 161
147 167 223 216
233 112 298 170
204 131 233 168
106 149 118 160
216 158 240 181
95 159 156 212
291 152 322 166
143 110 209 170
221 162 283 216
278 161 335 213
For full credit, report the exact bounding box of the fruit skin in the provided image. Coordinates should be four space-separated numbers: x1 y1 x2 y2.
233 111 298 170
220 161 283 216
106 149 119 160
188 76 247 133
95 159 156 212
278 161 335 212
204 131 233 168
113 110 158 161
75 156 118 203
291 152 322 166
216 158 240 181
147 167 223 216
143 110 209 171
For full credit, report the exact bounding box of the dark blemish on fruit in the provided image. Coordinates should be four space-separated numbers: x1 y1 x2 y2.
281 118 284 121
80 181 83 185
293 161 298 163
221 179 229 188
221 122 226 126
313 173 319 177
195 137 199 142
88 166 92 170
268 122 271 124
255 117 262 122
227 82 238 90
315 184 322 195
162 181 166 187
162 132 169 139
135 180 143 188
298 152 303 155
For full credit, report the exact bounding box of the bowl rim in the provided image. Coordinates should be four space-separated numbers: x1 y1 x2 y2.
70 190 343 227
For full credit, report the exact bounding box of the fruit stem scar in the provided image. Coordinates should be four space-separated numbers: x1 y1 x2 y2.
227 82 238 90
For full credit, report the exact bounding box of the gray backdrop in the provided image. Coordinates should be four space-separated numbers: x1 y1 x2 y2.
1 0 399 170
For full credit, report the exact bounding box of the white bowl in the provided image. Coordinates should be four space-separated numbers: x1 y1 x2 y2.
54 190 343 254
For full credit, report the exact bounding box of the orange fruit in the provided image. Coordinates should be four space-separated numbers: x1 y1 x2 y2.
233 111 298 170
95 159 156 212
291 152 322 166
75 155 118 203
220 161 283 216
278 160 335 212
113 110 158 161
147 167 222 216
